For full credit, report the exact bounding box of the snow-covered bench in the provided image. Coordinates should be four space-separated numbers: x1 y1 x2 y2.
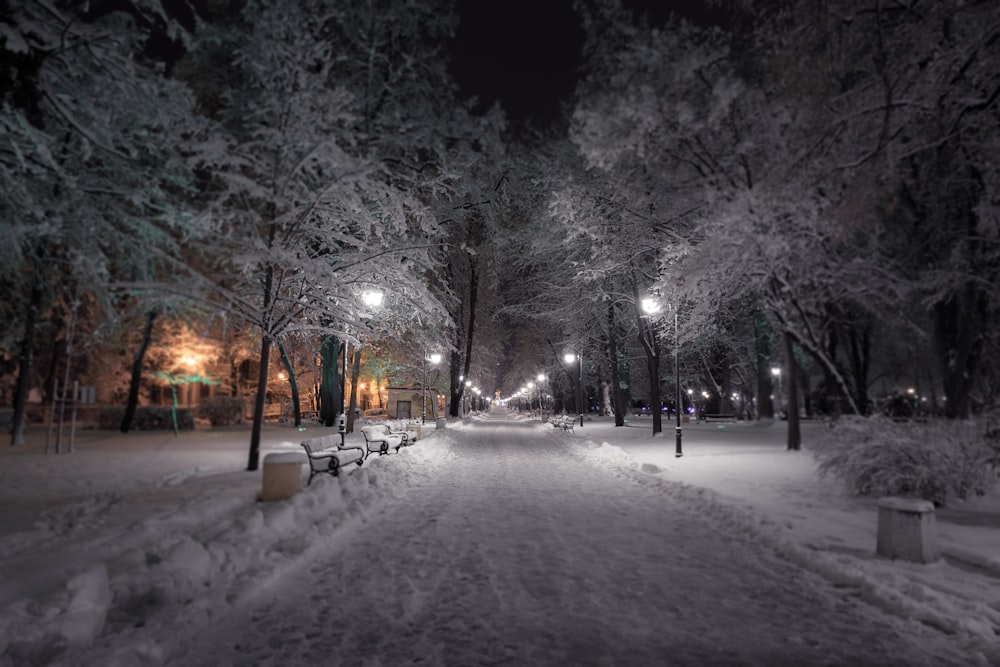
301 435 364 484
548 415 576 432
360 424 407 460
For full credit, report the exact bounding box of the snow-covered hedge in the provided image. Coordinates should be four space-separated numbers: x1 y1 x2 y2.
811 416 999 506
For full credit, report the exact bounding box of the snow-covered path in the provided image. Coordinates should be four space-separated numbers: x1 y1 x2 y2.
163 416 967 666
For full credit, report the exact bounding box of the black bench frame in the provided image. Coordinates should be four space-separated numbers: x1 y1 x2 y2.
301 435 365 484
360 424 408 460
548 415 576 432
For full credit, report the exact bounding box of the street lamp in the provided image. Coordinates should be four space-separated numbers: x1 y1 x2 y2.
564 352 584 427
423 351 441 424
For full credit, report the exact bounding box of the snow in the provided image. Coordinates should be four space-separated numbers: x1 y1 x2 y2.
0 411 997 665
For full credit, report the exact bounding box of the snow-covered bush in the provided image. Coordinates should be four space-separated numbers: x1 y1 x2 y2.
98 407 194 431
811 416 998 506
196 397 245 426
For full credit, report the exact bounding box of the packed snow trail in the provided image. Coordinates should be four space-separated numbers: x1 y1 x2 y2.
166 417 963 666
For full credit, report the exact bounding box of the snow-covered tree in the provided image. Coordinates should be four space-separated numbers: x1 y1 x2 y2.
1 1 205 445
165 0 453 469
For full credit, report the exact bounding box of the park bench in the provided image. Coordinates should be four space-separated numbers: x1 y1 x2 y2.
548 415 576 432
360 424 407 460
300 435 364 485
703 413 736 422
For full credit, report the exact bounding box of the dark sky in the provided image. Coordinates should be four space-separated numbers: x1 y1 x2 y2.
450 0 732 127
451 0 584 126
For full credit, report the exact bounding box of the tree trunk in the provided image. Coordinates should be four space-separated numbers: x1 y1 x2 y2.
784 331 801 450
608 302 625 426
449 350 464 418
10 268 44 447
248 333 271 471
320 334 340 426
121 308 159 433
277 340 301 428
635 296 662 434
248 254 276 472
55 291 80 453
647 351 662 434
719 353 732 416
934 284 987 419
451 262 478 418
846 325 872 416
756 312 775 420
347 346 362 432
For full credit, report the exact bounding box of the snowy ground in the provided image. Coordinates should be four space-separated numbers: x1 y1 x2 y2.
0 411 997 666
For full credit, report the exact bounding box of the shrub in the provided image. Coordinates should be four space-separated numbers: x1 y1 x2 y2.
196 396 245 426
811 416 998 506
98 407 195 431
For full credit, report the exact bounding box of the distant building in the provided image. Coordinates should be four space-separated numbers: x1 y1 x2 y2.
385 386 446 420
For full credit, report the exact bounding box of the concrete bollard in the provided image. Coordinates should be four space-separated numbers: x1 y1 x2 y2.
435 417 446 430
261 452 305 501
876 496 941 564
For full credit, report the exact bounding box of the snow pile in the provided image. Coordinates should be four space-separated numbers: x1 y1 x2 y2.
0 442 443 664
581 438 1000 659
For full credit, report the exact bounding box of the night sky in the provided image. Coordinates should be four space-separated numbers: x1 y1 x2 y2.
451 0 584 126
451 0 734 126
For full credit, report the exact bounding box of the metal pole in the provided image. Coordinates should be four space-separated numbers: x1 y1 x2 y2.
341 340 348 414
422 354 427 424
675 309 683 457
577 353 584 428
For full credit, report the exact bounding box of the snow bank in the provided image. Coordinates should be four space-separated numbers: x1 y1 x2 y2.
580 439 1000 660
0 440 446 665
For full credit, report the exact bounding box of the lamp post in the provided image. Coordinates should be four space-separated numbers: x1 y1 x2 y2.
423 351 441 424
671 305 682 457
564 353 584 427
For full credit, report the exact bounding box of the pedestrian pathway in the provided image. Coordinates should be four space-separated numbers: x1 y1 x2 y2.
166 418 969 666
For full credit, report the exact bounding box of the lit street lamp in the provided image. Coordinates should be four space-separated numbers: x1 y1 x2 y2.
564 353 584 428
423 351 442 424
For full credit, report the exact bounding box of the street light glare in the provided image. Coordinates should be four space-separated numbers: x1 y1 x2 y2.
429 353 442 365
362 290 384 308
641 297 661 314
564 353 576 363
